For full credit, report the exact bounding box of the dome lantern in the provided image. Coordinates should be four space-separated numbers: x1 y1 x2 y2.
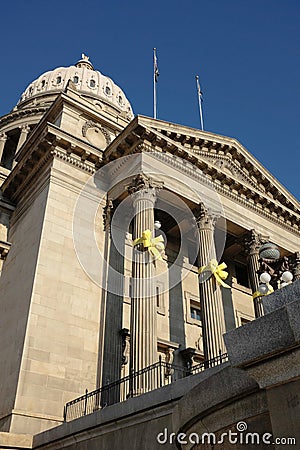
75 53 94 71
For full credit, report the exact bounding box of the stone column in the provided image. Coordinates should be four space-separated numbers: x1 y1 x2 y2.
195 203 226 361
243 229 265 318
0 132 7 163
16 124 30 152
127 175 163 391
101 199 125 393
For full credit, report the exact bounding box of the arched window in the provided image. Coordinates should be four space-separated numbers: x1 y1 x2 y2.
90 79 96 88
73 76 79 84
56 76 62 85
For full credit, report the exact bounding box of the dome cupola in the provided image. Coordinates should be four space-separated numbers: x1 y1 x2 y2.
17 54 133 119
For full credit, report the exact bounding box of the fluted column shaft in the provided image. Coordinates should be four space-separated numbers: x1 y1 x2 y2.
130 188 157 376
244 230 265 318
196 206 226 361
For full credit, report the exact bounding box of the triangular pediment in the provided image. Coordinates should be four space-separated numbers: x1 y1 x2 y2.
103 115 300 231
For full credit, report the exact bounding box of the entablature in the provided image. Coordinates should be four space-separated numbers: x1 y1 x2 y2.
103 116 300 234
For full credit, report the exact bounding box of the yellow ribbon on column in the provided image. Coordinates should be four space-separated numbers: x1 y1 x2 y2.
253 284 274 299
133 229 165 261
198 259 230 288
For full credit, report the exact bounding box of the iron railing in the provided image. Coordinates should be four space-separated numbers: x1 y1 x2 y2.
63 352 228 422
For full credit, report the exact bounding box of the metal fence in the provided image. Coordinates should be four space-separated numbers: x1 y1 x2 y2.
63 352 228 422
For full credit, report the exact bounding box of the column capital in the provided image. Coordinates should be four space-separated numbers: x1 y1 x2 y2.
127 173 163 195
19 124 30 133
194 202 217 230
242 229 269 256
127 174 163 207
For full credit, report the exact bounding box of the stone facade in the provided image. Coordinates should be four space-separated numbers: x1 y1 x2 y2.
0 57 299 446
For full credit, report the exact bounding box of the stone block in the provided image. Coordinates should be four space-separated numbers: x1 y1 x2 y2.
263 279 300 314
224 307 296 366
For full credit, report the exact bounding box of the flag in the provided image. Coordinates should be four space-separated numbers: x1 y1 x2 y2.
196 75 204 130
196 75 203 102
154 48 159 82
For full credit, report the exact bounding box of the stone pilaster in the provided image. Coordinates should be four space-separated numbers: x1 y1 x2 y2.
0 132 7 163
127 174 163 388
96 199 113 391
243 229 266 317
195 203 226 361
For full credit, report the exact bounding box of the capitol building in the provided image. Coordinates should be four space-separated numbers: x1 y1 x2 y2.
0 55 299 449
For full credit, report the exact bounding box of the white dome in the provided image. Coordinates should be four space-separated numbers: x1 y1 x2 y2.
17 55 134 119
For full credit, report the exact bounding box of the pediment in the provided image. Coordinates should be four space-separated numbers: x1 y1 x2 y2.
103 116 300 231
136 116 299 214
191 151 264 193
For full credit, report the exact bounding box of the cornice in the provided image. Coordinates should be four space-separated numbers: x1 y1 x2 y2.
104 133 300 235
1 123 104 202
51 147 96 174
149 148 300 235
103 118 299 231
0 106 48 128
144 120 299 212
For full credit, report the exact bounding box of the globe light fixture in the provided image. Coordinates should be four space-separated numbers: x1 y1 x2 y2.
154 220 161 230
258 283 271 295
280 270 293 287
281 271 293 283
259 272 271 284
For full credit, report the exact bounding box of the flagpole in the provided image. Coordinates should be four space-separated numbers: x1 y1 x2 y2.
153 48 156 119
153 48 157 119
196 75 204 131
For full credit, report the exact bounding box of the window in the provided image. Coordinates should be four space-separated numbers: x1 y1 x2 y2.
190 306 201 322
105 85 111 95
185 292 202 326
156 286 160 307
56 76 62 84
156 284 165 315
73 76 79 84
235 262 250 288
41 80 46 88
118 95 123 105
90 79 96 88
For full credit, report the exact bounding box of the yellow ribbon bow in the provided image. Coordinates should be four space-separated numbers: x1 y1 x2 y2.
198 259 230 288
253 284 274 299
133 229 165 261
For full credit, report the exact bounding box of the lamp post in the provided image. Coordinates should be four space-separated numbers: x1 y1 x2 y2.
257 243 294 294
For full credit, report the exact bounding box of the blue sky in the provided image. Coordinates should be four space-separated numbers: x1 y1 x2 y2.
1 0 299 199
